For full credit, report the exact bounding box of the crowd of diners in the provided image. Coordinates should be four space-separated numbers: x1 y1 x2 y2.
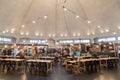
0 45 119 74
0 45 95 59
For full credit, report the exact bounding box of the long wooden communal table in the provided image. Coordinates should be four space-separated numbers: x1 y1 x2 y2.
37 57 55 60
26 59 52 73
67 57 119 72
79 57 119 72
0 58 25 73
0 55 20 59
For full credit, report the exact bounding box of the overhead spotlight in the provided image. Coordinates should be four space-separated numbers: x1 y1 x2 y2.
11 28 15 31
21 25 25 28
35 33 39 36
21 32 24 35
87 33 90 35
113 32 117 35
77 33 80 36
64 8 67 11
40 33 43 36
26 32 29 35
101 30 104 33
105 29 109 32
2 31 5 34
87 21 91 24
44 16 47 19
73 33 76 36
76 15 79 18
97 26 101 28
32 21 36 23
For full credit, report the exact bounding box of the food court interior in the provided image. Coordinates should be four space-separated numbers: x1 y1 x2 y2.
0 0 120 80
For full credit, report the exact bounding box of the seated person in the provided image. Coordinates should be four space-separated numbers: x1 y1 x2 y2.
16 51 25 59
86 51 92 57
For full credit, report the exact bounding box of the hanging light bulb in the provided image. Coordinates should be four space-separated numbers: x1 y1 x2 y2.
32 21 36 23
60 34 63 37
73 33 76 36
113 32 116 35
26 32 29 35
101 30 104 33
55 42 59 45
23 40 26 43
21 25 25 28
44 16 47 19
92 32 95 35
46 43 49 45
105 29 109 32
2 31 5 34
64 8 67 11
4 45 8 48
118 26 120 29
87 21 91 24
87 33 90 35
13 43 16 47
35 33 39 36
48 34 51 37
52 34 55 37
21 32 24 35
11 28 15 31
76 15 79 18
77 33 80 36
97 26 101 28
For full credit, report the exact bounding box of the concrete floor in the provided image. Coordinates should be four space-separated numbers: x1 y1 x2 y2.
0 62 120 80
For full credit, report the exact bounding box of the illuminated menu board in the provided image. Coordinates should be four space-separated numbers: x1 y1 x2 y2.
29 40 46 44
59 39 90 44
0 37 12 42
98 37 116 42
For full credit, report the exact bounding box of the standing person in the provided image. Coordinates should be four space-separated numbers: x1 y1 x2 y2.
13 47 19 57
2 48 6 55
75 49 80 57
8 48 12 55
32 46 37 57
69 48 74 57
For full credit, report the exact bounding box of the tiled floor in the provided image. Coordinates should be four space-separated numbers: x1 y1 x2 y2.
0 62 120 80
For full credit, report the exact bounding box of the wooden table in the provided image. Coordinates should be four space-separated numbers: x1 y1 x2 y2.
0 58 24 73
37 57 55 60
78 57 119 72
26 59 52 73
0 55 20 59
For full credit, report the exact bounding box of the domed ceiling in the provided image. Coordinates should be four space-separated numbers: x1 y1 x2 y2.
0 0 120 40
